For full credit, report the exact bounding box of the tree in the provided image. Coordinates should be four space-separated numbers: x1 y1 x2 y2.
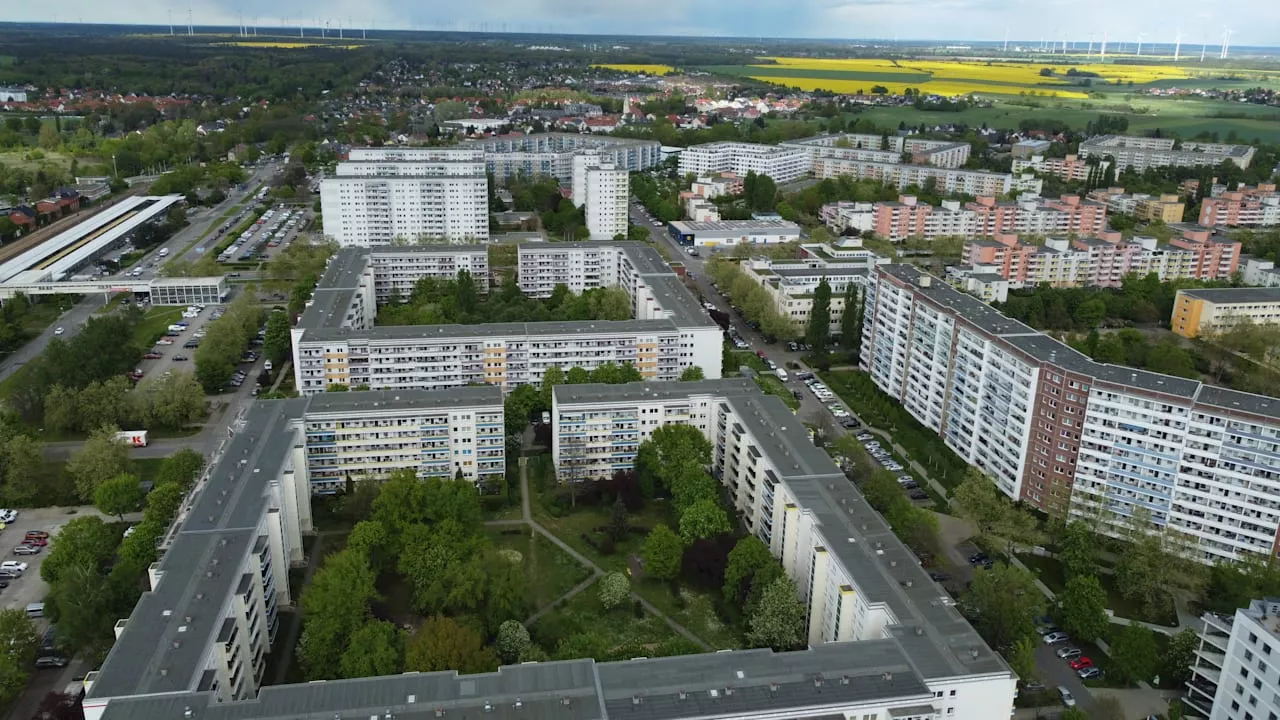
1058 521 1097 580
38 123 60 151
504 384 540 437
297 549 380 680
806 278 832 352
960 563 1046 650
541 366 565 409
951 468 1039 555
1165 628 1200 686
66 425 132 501
635 424 712 499
338 620 404 679
47 560 116 656
31 691 86 720
679 366 705 381
94 473 144 520
0 434 46 505
41 516 117 584
679 499 731 544
723 535 780 605
1109 624 1160 686
1007 636 1039 685
347 520 392 573
495 620 532 664
642 524 684 582
1057 575 1109 643
840 283 863 353
481 550 529 634
0 608 40 706
746 576 805 651
263 311 292 366
1073 297 1106 329
405 616 498 674
598 572 631 610
1114 531 1169 620
156 448 204 490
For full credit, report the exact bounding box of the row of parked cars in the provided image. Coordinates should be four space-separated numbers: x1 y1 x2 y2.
1037 623 1104 680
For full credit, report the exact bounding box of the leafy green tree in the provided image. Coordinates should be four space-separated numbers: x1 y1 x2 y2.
481 550 529 634
496 620 532 664
1115 532 1170 620
1007 636 1039 685
723 536 781 605
339 620 404 679
405 616 498 674
635 424 712 499
41 516 118 584
839 283 863 353
746 576 805 651
679 366 705 381
298 549 380 680
503 384 541 437
0 609 40 706
399 523 486 617
66 425 132 501
1057 575 1109 643
94 473 144 520
598 572 631 610
1109 624 1160 686
642 524 683 581
347 520 392 573
541 366 565 409
47 561 116 656
806 278 832 352
960 563 1046 650
0 434 46 505
1164 628 1200 686
679 499 731 544
951 468 1039 555
1059 521 1097 580
263 311 292 366
554 631 611 661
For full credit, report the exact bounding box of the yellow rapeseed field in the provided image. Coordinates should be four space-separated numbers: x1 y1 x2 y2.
751 56 1210 98
218 41 363 49
593 63 677 75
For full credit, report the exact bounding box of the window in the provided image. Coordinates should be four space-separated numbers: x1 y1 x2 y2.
1251 632 1259 644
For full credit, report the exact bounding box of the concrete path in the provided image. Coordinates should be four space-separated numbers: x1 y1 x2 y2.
524 574 601 625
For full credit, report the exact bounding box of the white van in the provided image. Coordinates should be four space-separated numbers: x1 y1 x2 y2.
775 368 789 381
26 603 44 618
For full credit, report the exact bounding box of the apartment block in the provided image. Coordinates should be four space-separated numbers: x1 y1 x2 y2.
861 263 1280 563
583 167 629 240
1241 257 1280 288
469 132 661 183
292 242 723 394
821 194 1105 243
1079 135 1256 172
677 142 811 183
1185 598 1280 719
1089 188 1186 223
551 379 1016 719
320 147 490 245
365 245 489 303
1171 287 1280 339
690 173 743 199
783 134 972 169
1011 154 1103 182
1200 184 1280 228
738 238 885 333
809 157 1040 196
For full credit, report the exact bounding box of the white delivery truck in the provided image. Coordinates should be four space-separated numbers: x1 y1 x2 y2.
116 430 149 447
158 248 170 257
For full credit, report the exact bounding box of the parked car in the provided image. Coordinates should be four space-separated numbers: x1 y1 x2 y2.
1036 624 1061 636
1056 646 1083 660
1 561 28 574
21 537 46 547
1042 632 1070 644
173 355 189 361
1058 687 1076 707
143 352 163 359
24 531 48 540
12 545 41 555
0 509 16 523
908 490 929 500
35 656 70 669
1069 657 1094 671
928 571 951 582
1077 667 1103 680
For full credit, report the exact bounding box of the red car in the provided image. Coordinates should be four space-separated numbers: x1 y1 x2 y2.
1069 657 1094 671
143 352 163 359
24 531 49 540
22 537 47 547
756 350 767 359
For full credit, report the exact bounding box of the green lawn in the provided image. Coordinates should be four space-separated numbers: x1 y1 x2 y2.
632 578 742 650
486 527 593 612
531 496 678 574
1017 553 1177 627
530 577 695 661
754 374 799 410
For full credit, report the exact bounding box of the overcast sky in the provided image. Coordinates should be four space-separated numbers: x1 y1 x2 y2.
5 0 1274 48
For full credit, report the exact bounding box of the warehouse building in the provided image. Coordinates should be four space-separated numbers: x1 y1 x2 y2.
667 219 802 249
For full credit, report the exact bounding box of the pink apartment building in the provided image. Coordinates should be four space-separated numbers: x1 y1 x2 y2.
1199 184 1280 227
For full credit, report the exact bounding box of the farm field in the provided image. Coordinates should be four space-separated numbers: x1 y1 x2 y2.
217 41 364 49
593 63 676 75
708 56 1280 101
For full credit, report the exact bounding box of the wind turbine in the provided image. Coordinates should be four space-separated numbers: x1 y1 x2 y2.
1087 33 1095 57
168 9 174 35
1003 26 1009 52
1174 30 1181 61
1100 30 1108 60
1220 27 1232 59
1136 33 1145 57
1200 39 1207 62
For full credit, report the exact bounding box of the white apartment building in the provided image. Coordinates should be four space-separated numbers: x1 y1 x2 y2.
551 379 1017 720
1186 598 1280 720
678 142 811 183
810 158 1042 196
744 241 885 334
302 386 505 492
571 153 629 240
365 245 489 303
292 242 723 394
320 147 490 245
1079 135 1256 172
861 263 1280 564
468 132 661 183
783 134 972 169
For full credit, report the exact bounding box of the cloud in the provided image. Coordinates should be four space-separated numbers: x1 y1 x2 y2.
7 0 1278 45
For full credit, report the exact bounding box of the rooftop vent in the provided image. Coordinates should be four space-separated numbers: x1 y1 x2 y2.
882 672 893 681
632 696 642 706
183 708 193 719
162 610 173 617
435 710 445 718
813 677 824 688
483 701 492 713
514 698 522 709
561 698 571 707
678 690 687 700
840 676 850 686
769 683 779 692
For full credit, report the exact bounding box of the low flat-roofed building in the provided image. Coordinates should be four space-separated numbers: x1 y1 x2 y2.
667 220 802 248
1171 286 1280 338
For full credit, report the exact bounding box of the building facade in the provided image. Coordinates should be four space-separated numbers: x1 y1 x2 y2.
1011 154 1103 182
550 379 1017 718
292 242 723 394
666 220 803 248
470 133 661 183
1186 598 1280 719
677 142 811 183
861 263 1280 561
1200 184 1280 228
809 158 1040 196
783 134 972 169
1079 135 1256 172
319 147 490 245
1171 287 1280 339
571 153 629 240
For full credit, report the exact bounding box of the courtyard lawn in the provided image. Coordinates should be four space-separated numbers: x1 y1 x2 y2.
531 577 694 661
632 578 742 650
530 495 678 574
486 526 593 611
1016 553 1178 627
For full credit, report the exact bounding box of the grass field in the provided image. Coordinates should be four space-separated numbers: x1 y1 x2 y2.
0 149 92 174
593 63 676 75
486 527 592 612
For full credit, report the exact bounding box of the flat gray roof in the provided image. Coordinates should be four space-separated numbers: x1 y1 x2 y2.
878 264 1035 338
1176 287 1280 304
302 319 682 344
370 244 490 256
669 220 801 233
1195 385 1280 422
305 385 503 414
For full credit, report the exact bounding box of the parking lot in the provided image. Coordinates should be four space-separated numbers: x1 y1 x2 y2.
0 507 119 614
136 303 226 382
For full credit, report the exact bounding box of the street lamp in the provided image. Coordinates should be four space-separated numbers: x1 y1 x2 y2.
112 154 118 178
